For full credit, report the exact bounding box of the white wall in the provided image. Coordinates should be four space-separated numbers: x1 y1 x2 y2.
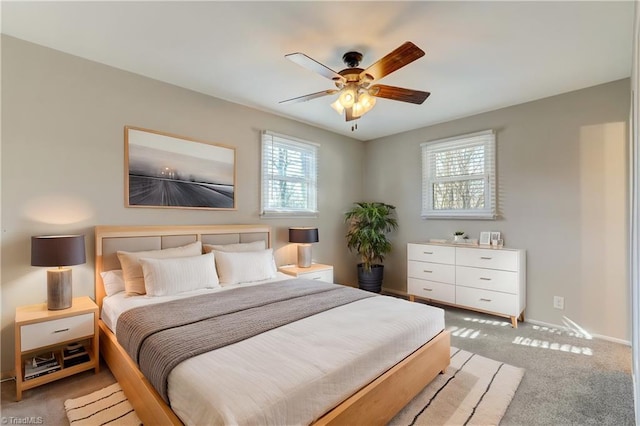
0 36 365 374
364 79 630 342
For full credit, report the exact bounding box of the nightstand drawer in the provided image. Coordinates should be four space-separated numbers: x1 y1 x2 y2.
408 261 455 284
456 248 518 271
408 278 455 304
21 313 94 352
456 266 518 294
408 244 455 264
300 269 333 283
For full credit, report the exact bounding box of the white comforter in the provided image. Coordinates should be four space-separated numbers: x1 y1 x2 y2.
102 279 445 426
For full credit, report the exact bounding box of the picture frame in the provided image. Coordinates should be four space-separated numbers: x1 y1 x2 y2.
479 232 491 245
490 231 501 241
125 126 236 210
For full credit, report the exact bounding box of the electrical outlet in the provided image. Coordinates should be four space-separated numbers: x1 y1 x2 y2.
553 296 564 310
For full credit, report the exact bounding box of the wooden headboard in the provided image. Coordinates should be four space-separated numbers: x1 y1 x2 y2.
94 224 272 310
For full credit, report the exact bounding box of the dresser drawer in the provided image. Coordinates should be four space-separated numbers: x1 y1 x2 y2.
408 244 455 264
21 313 94 352
300 269 333 283
456 266 519 294
456 248 519 271
408 261 455 284
455 287 518 316
408 278 455 304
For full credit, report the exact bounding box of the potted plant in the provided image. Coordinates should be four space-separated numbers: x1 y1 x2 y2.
344 202 398 293
454 231 466 242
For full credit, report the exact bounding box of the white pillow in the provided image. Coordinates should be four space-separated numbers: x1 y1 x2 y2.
203 240 265 254
213 249 277 286
100 270 125 296
117 241 203 295
139 252 220 297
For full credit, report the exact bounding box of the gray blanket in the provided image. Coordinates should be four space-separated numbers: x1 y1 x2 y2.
116 279 376 403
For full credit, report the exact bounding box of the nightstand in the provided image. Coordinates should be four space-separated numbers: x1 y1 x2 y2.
278 263 334 283
14 296 99 400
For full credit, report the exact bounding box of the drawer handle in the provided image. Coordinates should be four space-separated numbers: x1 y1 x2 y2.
480 257 493 260
479 298 492 302
480 277 492 281
53 328 70 334
422 288 433 292
423 270 433 273
424 251 433 255
312 277 321 280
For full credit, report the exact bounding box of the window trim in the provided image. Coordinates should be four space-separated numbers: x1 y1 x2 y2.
421 129 496 220
260 130 319 218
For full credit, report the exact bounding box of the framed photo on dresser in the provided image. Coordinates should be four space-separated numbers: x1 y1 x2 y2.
479 231 491 245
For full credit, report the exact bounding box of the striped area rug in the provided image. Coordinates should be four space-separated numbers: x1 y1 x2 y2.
64 383 141 426
389 346 524 425
64 347 521 426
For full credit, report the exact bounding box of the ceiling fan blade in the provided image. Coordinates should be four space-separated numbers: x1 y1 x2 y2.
285 52 344 81
360 42 425 81
369 84 431 104
279 89 338 104
345 108 358 122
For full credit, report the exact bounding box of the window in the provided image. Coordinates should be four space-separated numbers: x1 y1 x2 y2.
261 131 318 217
421 130 496 219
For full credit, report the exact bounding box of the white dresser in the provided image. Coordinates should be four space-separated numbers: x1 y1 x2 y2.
407 242 526 327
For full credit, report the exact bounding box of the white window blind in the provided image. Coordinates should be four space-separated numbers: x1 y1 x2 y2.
261 131 318 217
421 130 496 219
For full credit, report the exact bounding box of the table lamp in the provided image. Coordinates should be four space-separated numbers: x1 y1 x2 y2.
31 235 86 310
289 227 319 268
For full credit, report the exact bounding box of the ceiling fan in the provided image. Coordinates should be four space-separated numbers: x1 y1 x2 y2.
280 41 430 123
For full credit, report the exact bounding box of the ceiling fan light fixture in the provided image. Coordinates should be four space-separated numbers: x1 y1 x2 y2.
331 98 345 114
351 90 376 118
359 91 376 110
338 87 356 108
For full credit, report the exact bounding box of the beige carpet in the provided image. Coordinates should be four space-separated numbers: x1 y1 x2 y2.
64 382 141 425
390 346 524 425
64 347 522 426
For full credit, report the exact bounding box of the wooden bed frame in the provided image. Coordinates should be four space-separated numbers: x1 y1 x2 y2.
95 224 451 425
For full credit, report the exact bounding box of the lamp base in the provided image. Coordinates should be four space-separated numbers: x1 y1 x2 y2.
47 268 72 310
297 244 312 268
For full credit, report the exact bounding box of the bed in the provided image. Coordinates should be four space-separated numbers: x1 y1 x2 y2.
95 224 450 425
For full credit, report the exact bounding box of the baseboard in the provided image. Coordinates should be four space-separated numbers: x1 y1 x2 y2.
381 287 409 298
1 370 15 381
387 286 632 346
524 318 631 346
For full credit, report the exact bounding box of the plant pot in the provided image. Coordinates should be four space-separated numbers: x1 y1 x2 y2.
357 264 384 293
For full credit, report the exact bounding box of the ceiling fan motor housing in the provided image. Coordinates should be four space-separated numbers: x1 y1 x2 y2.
342 51 363 68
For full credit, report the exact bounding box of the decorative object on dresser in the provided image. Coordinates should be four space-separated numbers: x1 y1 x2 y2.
453 231 466 242
479 231 491 246
288 227 319 268
344 202 398 293
278 263 333 283
31 234 86 310
407 242 526 327
14 296 99 400
490 231 502 247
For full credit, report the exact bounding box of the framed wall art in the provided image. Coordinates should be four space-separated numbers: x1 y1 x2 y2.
125 126 236 210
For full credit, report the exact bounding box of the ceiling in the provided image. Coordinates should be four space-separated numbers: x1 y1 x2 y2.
1 1 634 141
